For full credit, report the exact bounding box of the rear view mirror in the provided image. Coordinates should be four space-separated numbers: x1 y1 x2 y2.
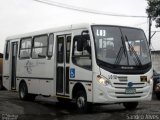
74 34 90 52
77 36 83 51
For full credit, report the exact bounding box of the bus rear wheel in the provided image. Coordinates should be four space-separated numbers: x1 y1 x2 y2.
19 82 28 100
19 82 36 101
123 102 138 110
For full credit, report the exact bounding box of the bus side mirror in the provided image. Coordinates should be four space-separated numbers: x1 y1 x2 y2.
77 37 83 51
76 34 90 52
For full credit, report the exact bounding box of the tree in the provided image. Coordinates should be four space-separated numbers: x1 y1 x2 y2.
146 0 160 27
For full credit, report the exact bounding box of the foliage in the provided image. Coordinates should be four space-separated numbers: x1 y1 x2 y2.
146 0 160 27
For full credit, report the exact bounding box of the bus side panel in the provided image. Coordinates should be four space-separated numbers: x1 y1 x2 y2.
69 29 93 102
27 79 40 94
39 80 54 95
39 57 55 96
16 58 55 96
3 41 11 90
17 79 40 94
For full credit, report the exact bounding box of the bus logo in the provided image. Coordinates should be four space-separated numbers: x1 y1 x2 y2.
128 82 133 88
70 68 75 78
24 60 34 74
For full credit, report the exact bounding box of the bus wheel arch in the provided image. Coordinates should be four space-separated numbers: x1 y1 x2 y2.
19 80 37 101
72 83 86 99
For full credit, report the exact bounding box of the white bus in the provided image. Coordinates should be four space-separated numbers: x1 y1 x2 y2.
3 23 153 112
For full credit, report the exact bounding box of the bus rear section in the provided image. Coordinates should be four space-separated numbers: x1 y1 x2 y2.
3 40 19 91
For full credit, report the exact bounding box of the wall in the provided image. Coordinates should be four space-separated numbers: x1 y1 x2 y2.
151 51 160 73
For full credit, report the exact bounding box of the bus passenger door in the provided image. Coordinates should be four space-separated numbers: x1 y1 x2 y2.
11 42 18 90
56 35 71 96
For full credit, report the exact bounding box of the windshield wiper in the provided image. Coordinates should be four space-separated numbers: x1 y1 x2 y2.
125 36 142 66
114 47 123 65
114 36 127 65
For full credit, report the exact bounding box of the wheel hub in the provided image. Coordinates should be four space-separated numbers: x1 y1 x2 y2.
20 86 25 98
77 96 85 108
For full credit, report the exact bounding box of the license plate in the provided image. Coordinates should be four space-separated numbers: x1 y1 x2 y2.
125 88 136 94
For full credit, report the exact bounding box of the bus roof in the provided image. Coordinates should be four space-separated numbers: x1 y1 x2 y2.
6 23 91 40
6 23 141 40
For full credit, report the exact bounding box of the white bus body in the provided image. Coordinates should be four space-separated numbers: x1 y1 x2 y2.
3 23 153 111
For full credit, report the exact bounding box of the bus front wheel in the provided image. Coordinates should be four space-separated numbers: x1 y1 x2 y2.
76 90 88 113
123 102 138 110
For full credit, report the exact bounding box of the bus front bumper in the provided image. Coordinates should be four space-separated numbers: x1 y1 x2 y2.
93 84 153 103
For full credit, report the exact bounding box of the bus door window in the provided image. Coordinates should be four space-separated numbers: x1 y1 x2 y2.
57 37 64 63
66 36 71 63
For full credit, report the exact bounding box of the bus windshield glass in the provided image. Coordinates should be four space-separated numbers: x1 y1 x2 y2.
92 26 151 66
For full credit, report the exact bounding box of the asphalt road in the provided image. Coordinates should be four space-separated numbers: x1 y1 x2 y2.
0 90 160 120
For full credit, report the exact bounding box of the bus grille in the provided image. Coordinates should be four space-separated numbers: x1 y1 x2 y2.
113 82 145 88
112 82 146 98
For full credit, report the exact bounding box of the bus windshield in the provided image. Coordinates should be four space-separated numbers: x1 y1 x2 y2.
92 26 151 67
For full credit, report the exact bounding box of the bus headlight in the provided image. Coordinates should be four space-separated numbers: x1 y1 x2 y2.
97 75 110 86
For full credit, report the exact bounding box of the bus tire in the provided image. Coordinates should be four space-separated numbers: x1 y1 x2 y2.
76 90 88 113
123 102 138 110
19 82 28 100
156 93 160 100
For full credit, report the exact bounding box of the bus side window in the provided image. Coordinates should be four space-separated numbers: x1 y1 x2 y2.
19 37 32 59
5 41 10 60
32 35 48 59
48 34 54 58
72 35 92 70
